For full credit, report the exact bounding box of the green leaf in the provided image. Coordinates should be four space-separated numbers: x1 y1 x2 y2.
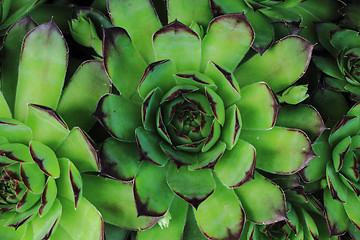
25 104 69 149
59 197 105 240
235 171 286 224
15 20 68 122
235 36 314 93
313 55 344 80
94 94 142 142
175 72 217 91
344 190 360 231
332 136 351 172
205 88 225 126
107 0 162 63
0 143 33 163
56 127 99 173
100 138 140 181
141 88 163 131
166 162 215 209
20 162 46 194
200 13 254 72
137 196 188 240
57 60 110 131
0 118 32 145
103 27 147 102
29 140 60 178
134 162 174 217
214 139 255 188
0 93 11 118
236 82 278 130
300 209 319 240
82 174 159 230
315 22 340 56
324 188 348 236
183 205 208 240
1 15 37 113
153 21 200 71
326 161 347 203
195 176 245 239
329 116 359 146
220 104 242 150
167 0 212 26
135 127 169 166
138 60 176 99
331 29 360 52
16 189 41 213
276 104 326 142
39 177 57 217
241 127 315 174
56 158 82 209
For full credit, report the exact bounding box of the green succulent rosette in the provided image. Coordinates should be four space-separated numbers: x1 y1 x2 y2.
300 103 360 238
313 23 360 100
0 15 111 239
81 1 319 239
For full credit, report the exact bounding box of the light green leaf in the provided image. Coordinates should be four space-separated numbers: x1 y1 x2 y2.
167 0 212 26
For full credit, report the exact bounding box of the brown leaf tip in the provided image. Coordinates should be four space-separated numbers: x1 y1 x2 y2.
153 20 200 41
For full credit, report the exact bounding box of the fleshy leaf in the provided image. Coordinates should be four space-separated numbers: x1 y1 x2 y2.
0 118 32 145
39 177 57 217
94 94 142 142
29 140 60 178
332 136 351 172
329 116 359 147
166 162 215 209
141 88 163 131
236 82 278 130
134 162 174 217
240 127 315 174
16 189 41 213
15 20 68 122
57 60 111 131
1 15 37 113
344 190 360 231
25 104 69 149
200 13 254 72
235 171 287 224
107 0 162 62
195 176 245 239
56 127 99 173
331 29 360 52
326 161 347 203
324 188 348 237
205 88 225 126
153 20 200 71
138 60 176 99
235 36 314 93
0 93 11 118
82 174 159 230
100 138 140 181
220 104 242 150
20 162 46 194
0 143 33 163
214 139 255 188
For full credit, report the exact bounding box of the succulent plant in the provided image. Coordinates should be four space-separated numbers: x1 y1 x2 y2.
78 0 321 239
313 23 360 100
0 15 111 239
300 103 360 238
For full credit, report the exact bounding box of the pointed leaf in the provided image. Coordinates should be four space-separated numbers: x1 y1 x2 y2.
235 36 314 92
220 104 242 149
167 0 212 26
94 94 142 142
195 176 245 240
134 162 174 217
326 161 347 203
344 190 360 231
29 140 60 178
0 118 32 145
166 162 215 209
324 188 348 237
0 93 11 118
103 27 147 101
175 72 217 91
241 127 315 174
141 88 163 131
100 138 140 181
236 82 278 130
57 60 111 131
329 116 359 146
16 190 41 213
0 143 33 163
331 29 360 52
183 205 208 240
1 15 37 113
82 174 159 230
107 0 162 62
56 127 99 173
20 163 45 194
235 172 287 224
15 20 68 122
153 20 200 71
200 13 254 72
313 55 344 80
25 104 69 149
39 177 57 217
205 88 225 126
214 139 255 188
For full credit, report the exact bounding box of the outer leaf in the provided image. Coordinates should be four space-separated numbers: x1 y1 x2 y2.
15 20 68 122
103 27 147 102
57 60 111 131
326 161 347 203
29 140 60 178
214 139 255 188
1 15 37 113
236 82 278 130
153 20 201 71
0 93 11 118
166 162 215 209
107 0 162 62
200 13 254 72
137 196 188 240
134 162 174 217
0 118 32 145
82 174 159 230
39 177 57 217
240 127 315 174
234 36 314 93
220 104 241 149
59 197 105 240
235 172 287 224
56 127 99 173
25 104 69 149
344 190 360 231
94 94 142 142
195 176 245 239
324 188 348 237
167 0 212 26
